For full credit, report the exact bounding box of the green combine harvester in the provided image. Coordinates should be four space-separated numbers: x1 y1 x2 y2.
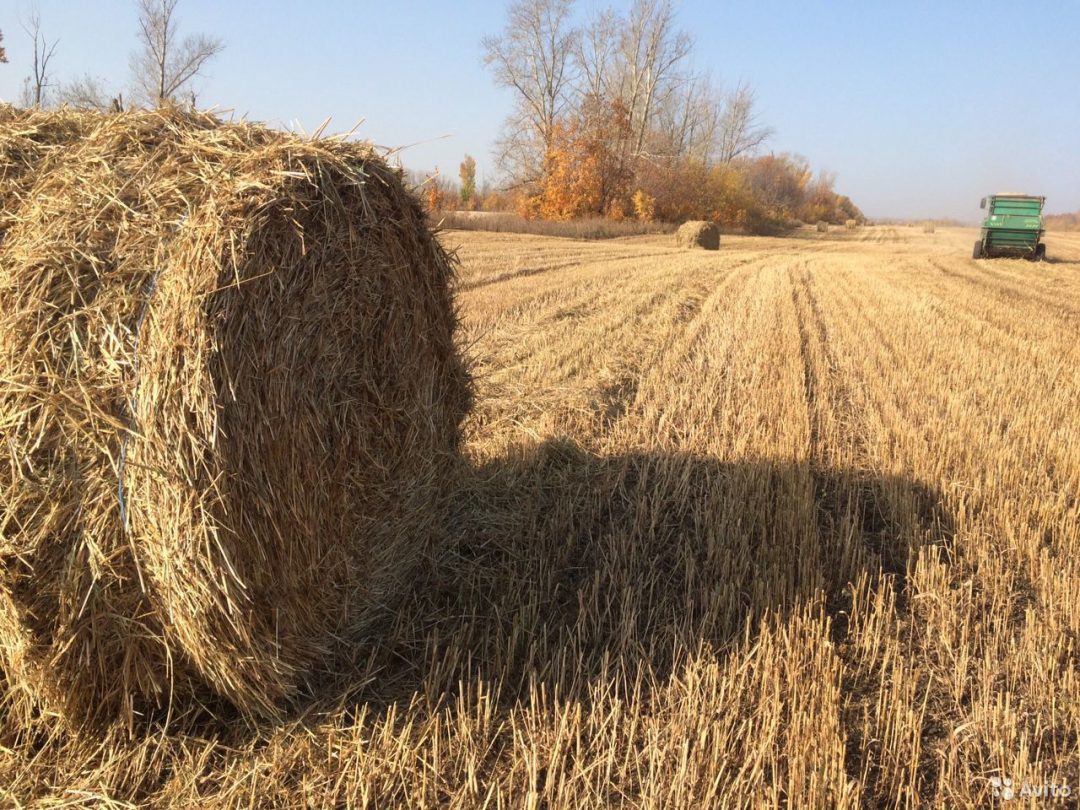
973 193 1046 261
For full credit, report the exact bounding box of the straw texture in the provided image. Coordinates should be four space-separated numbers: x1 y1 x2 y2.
674 220 719 250
0 106 470 728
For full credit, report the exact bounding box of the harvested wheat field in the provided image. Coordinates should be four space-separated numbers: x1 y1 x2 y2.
3 222 1080 807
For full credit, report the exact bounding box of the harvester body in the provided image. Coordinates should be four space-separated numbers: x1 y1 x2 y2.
973 193 1045 261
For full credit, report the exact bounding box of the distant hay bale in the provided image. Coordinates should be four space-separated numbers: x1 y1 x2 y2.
675 220 719 250
0 107 471 728
923 221 936 233
845 219 857 230
816 221 829 233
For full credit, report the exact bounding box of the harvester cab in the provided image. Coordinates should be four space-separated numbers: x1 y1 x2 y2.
973 193 1046 261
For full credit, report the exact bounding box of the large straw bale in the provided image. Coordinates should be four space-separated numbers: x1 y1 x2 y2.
0 107 471 728
674 220 719 250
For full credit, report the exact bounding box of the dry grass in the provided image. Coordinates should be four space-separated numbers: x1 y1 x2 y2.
435 210 671 240
2 223 1079 806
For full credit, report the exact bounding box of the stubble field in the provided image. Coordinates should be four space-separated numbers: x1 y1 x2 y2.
5 225 1079 807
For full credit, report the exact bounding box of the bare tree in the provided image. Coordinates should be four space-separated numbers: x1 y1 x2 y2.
683 77 724 163
55 74 113 110
19 5 59 107
613 0 693 158
0 30 8 63
490 111 547 191
716 82 774 163
482 0 578 187
574 7 617 100
130 0 223 107
482 0 777 203
650 72 724 163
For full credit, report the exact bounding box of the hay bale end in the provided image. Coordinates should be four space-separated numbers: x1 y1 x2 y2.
0 107 471 728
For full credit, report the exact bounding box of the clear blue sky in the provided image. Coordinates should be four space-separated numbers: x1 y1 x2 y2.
1 0 1077 220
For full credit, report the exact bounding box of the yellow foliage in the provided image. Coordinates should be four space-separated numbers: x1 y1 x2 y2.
538 120 605 220
606 197 628 222
632 189 656 223
534 99 633 222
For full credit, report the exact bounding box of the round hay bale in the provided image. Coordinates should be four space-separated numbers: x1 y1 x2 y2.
816 221 829 233
845 219 857 230
675 220 719 250
0 108 471 728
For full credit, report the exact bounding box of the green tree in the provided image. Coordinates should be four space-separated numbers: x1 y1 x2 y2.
459 155 477 207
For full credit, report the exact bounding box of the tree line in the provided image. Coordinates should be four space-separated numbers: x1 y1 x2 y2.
1 0 863 230
470 0 862 230
1 0 222 111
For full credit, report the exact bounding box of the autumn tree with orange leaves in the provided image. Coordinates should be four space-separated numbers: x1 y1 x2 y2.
533 96 633 220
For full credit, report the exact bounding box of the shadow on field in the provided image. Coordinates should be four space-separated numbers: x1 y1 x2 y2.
336 438 954 710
